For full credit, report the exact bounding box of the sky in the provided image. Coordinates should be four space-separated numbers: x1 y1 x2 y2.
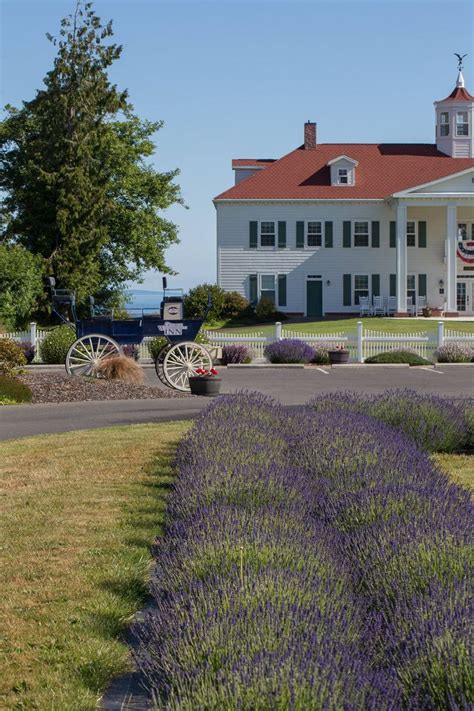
1 0 473 293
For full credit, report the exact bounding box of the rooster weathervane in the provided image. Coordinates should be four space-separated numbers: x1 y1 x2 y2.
455 53 468 71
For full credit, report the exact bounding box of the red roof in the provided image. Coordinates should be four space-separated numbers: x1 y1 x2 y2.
215 144 474 201
232 159 275 168
439 86 474 102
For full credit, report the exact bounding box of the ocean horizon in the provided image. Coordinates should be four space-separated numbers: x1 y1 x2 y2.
125 289 165 310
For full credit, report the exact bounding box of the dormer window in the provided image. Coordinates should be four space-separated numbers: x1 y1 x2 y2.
439 112 449 136
338 168 349 185
456 111 469 136
327 155 358 186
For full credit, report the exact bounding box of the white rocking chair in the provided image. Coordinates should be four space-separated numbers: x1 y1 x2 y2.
372 295 385 316
359 296 372 317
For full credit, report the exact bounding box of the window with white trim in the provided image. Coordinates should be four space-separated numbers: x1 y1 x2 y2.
307 221 322 247
456 111 469 136
354 275 369 305
407 274 416 307
354 221 369 247
458 222 474 241
260 222 275 247
338 168 349 185
407 221 416 247
260 274 276 304
439 112 449 136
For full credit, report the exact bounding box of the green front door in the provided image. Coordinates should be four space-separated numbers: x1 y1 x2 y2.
306 280 323 317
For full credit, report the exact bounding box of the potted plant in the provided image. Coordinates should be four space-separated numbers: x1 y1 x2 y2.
422 306 432 318
188 367 222 396
328 345 350 365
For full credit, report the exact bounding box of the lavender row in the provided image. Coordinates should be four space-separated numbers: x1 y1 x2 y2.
137 392 473 709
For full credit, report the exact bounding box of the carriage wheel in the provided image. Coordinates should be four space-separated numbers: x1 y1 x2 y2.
163 342 212 392
154 345 172 386
66 334 120 377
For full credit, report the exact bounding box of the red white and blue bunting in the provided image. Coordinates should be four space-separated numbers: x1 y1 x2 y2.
457 241 474 263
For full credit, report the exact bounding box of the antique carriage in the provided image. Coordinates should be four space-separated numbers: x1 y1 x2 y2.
48 277 212 391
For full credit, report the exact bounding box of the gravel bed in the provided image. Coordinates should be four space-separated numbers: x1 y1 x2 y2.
19 373 190 403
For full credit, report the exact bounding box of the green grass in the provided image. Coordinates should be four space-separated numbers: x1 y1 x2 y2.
434 453 474 492
208 317 474 336
0 422 190 710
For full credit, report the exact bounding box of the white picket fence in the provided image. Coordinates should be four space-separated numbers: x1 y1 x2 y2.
2 321 474 364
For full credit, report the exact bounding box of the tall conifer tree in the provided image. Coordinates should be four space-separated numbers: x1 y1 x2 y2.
0 1 182 307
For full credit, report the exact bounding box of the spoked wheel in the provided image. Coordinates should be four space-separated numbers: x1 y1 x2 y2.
66 334 120 377
163 342 212 392
154 345 172 386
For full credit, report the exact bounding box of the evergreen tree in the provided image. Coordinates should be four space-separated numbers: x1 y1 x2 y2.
0 1 182 308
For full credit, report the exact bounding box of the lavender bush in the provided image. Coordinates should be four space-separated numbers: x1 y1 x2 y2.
136 393 472 709
434 343 474 363
220 344 251 364
310 342 330 365
264 338 315 364
311 389 471 452
18 340 35 364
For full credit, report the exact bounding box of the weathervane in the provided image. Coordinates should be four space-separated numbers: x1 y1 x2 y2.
454 53 468 71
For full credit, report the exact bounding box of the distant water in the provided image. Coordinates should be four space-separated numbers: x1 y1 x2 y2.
125 289 164 310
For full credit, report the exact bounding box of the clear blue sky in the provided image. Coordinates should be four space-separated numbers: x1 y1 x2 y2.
1 0 473 292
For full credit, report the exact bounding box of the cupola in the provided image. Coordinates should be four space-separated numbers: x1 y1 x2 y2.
434 55 474 157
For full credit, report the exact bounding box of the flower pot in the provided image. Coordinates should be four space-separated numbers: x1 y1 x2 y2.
188 376 222 397
422 307 432 318
328 350 350 365
431 308 443 317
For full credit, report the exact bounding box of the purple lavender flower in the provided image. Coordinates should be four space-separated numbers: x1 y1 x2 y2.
264 338 315 364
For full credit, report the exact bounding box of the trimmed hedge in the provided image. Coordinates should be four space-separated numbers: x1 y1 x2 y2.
136 392 472 708
39 326 76 364
365 349 432 365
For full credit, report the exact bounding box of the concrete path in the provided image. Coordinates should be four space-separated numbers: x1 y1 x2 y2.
1 365 472 441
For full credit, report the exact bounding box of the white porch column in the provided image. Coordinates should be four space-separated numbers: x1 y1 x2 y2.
395 203 407 315
445 205 458 315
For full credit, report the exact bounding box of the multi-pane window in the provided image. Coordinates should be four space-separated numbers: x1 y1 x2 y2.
407 274 416 308
439 112 449 136
458 223 474 241
260 275 276 304
260 222 275 247
456 111 469 136
354 221 369 247
407 221 416 247
354 275 369 305
307 221 322 247
338 168 348 184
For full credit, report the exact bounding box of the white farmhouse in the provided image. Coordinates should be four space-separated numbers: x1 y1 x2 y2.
214 68 474 317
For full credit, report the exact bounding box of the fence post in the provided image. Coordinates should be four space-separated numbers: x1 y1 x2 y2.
275 322 282 341
30 322 37 348
437 321 444 349
357 321 363 363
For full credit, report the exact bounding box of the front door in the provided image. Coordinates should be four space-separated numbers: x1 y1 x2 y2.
457 280 474 314
307 280 323 317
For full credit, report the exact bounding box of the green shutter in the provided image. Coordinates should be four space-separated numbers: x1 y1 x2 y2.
390 274 397 296
371 221 380 248
418 221 427 248
249 221 258 249
343 221 351 248
390 221 396 248
324 221 333 248
418 273 427 297
278 221 286 248
296 221 305 248
343 274 351 306
372 274 380 296
278 274 287 307
249 274 258 304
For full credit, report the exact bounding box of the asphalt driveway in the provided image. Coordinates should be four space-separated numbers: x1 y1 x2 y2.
1 365 472 441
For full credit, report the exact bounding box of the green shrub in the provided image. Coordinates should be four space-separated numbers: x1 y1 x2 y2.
183 284 226 321
365 350 432 365
39 326 76 364
221 291 251 321
0 376 32 404
0 338 27 376
255 297 277 321
148 336 168 360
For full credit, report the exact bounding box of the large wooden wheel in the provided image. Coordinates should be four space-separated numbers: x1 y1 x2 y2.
162 342 212 392
66 334 120 377
154 345 172 386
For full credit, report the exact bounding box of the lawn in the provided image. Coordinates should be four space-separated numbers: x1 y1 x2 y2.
0 421 189 710
208 316 474 336
434 453 474 492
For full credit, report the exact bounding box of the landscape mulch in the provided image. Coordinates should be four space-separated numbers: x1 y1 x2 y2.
18 373 190 403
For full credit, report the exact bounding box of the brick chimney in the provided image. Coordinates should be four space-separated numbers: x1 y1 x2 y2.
304 121 316 149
